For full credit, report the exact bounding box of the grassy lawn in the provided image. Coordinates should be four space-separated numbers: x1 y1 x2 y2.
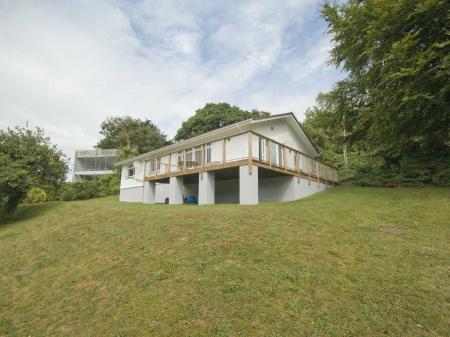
0 186 449 337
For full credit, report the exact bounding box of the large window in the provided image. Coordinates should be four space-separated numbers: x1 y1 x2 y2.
205 143 212 164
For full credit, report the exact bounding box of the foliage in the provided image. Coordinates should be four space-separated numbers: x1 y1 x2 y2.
304 0 450 185
174 103 270 141
49 175 120 202
24 187 48 204
322 0 450 159
97 116 170 158
432 168 450 187
0 127 67 217
1 187 449 336
352 152 450 187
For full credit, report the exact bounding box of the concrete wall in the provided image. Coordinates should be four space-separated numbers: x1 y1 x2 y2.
155 183 170 203
119 186 143 202
293 177 328 199
259 175 329 203
215 178 239 203
259 175 295 202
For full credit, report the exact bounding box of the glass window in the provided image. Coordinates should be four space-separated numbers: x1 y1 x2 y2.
177 152 183 169
205 143 212 164
128 164 135 177
194 146 201 165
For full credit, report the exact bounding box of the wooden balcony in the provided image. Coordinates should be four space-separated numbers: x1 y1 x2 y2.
144 131 339 185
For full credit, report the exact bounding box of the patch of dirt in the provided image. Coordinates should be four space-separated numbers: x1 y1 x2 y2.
378 226 408 235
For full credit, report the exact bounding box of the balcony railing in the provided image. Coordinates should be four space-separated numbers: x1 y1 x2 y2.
144 131 339 184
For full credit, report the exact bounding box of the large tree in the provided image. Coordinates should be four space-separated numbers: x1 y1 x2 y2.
322 0 450 160
97 116 169 156
0 127 68 217
174 103 270 141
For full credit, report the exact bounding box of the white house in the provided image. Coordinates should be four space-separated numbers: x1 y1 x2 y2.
73 149 119 182
116 113 338 205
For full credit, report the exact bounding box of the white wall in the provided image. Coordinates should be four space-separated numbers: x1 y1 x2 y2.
252 120 309 153
119 186 143 202
155 183 169 203
259 176 295 202
120 160 145 189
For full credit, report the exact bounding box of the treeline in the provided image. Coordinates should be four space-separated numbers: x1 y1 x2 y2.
302 0 449 187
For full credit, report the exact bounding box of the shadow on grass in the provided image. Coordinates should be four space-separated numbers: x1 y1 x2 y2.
0 201 61 227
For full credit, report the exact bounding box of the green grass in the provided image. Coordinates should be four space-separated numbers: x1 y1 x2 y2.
0 186 449 337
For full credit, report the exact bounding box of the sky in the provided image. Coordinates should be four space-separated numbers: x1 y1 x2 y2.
0 0 344 171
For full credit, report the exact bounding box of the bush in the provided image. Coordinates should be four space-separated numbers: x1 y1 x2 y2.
352 152 450 187
47 174 120 202
432 169 450 187
24 187 47 203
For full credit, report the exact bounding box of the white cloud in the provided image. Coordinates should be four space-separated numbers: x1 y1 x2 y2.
0 0 342 176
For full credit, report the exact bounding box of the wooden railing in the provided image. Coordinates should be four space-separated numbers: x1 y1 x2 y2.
144 131 339 184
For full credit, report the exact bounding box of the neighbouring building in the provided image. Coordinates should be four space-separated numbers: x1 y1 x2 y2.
116 113 338 205
73 149 119 181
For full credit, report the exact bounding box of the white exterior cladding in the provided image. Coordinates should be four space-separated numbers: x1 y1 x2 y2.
117 113 338 205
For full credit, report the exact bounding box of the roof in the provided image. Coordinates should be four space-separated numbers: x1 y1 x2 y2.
75 149 119 158
115 113 319 166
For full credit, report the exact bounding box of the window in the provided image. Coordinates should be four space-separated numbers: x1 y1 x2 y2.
194 146 201 165
205 143 212 164
128 164 135 177
177 152 183 169
186 149 193 168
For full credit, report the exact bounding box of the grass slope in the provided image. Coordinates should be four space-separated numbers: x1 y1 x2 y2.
0 187 449 337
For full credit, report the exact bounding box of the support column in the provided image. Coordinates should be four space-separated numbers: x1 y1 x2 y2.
239 165 258 205
198 172 215 205
143 181 156 204
169 176 184 205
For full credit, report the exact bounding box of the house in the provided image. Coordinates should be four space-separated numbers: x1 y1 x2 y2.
73 149 119 181
116 113 338 205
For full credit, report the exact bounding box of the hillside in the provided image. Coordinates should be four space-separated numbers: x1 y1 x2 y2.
0 187 449 337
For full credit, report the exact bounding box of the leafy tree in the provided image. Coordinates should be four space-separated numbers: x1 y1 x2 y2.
322 0 450 160
174 103 270 141
97 116 170 157
0 127 68 217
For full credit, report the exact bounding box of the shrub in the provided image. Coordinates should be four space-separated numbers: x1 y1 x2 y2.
432 169 450 187
352 152 450 187
24 187 47 203
49 175 120 202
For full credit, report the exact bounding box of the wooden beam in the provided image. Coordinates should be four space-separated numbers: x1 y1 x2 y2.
248 132 253 174
283 146 288 171
268 139 272 168
154 158 158 178
296 152 300 183
183 149 186 173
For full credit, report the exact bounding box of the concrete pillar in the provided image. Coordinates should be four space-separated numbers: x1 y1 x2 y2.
143 181 156 204
169 176 184 205
239 165 258 205
198 172 215 205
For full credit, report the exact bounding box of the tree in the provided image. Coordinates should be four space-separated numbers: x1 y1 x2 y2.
322 0 450 160
0 127 68 217
174 103 271 141
97 116 170 157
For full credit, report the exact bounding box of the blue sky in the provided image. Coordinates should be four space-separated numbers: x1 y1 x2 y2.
0 0 344 168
